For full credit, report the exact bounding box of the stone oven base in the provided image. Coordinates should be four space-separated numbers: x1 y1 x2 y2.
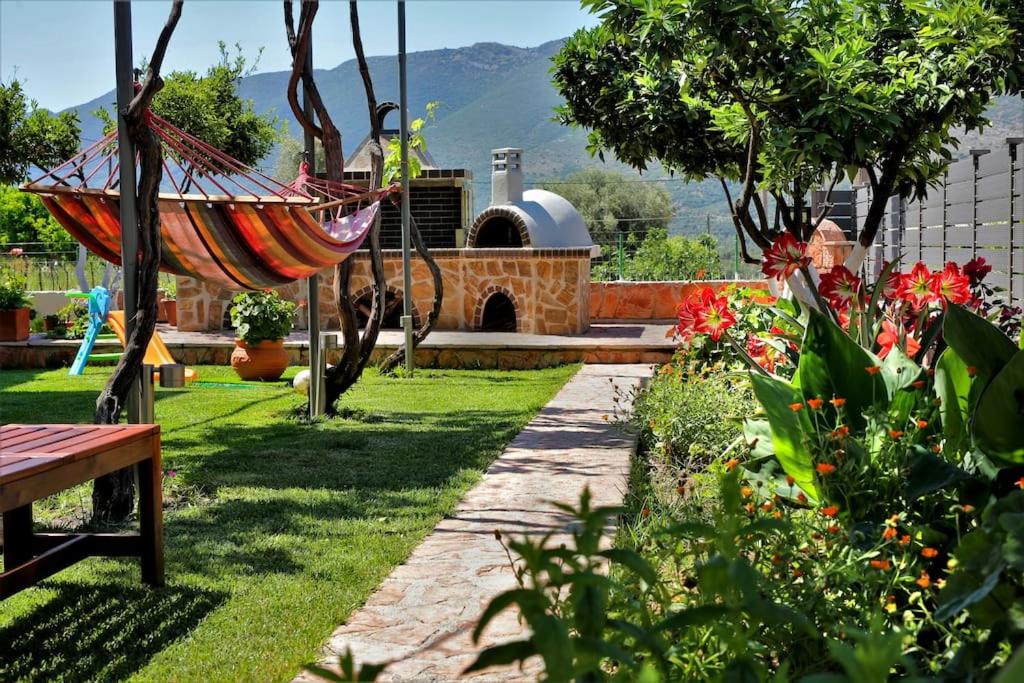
176 248 592 336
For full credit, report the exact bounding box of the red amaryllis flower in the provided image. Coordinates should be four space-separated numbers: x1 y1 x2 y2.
746 336 778 373
879 262 902 300
693 291 736 341
818 266 861 310
897 262 939 309
930 262 971 306
761 233 811 280
877 320 921 359
675 298 699 341
963 257 992 285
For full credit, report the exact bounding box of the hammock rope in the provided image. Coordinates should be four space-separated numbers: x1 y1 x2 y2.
22 111 397 290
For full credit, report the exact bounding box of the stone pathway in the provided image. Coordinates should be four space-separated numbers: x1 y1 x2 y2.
299 364 651 682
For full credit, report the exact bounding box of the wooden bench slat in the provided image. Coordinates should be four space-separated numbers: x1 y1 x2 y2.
1 426 66 450
0 425 159 485
6 425 131 456
0 425 50 446
3 426 106 454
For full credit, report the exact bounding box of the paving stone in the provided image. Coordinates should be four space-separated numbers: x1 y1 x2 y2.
297 364 651 682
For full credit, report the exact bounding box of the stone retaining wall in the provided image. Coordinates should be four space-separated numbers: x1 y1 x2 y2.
589 279 769 320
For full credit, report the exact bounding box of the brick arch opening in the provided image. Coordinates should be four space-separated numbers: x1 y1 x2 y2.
474 286 520 332
350 285 421 330
467 207 531 248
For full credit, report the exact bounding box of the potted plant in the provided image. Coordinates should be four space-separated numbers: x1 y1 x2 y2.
228 289 296 381
161 279 178 327
0 268 32 341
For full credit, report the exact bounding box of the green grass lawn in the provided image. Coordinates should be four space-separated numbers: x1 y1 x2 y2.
0 364 576 682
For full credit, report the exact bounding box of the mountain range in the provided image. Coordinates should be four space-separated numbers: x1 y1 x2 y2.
64 39 1024 240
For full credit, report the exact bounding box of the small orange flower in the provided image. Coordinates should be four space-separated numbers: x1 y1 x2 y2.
741 486 753 498
888 429 905 439
788 402 804 412
807 398 824 410
641 507 651 518
816 463 836 475
830 426 850 439
771 553 783 565
865 366 881 375
820 505 839 518
792 568 804 578
870 558 892 570
966 366 977 376
830 397 847 407
882 527 897 541
797 492 808 504
962 504 975 513
931 444 943 453
725 458 740 471
827 524 840 534
911 380 926 389
762 501 773 511
921 547 939 559
1016 477 1024 490
916 571 931 588
785 475 795 486
773 510 783 519
745 503 755 514
916 419 929 429
899 534 911 547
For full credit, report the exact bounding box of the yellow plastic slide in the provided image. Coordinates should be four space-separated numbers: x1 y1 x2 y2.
107 311 197 382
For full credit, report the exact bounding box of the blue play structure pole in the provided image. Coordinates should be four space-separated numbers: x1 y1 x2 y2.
69 287 112 375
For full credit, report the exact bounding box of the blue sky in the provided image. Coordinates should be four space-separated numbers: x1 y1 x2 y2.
1 1 599 112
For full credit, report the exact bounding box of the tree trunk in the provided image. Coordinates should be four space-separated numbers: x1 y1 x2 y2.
92 0 182 523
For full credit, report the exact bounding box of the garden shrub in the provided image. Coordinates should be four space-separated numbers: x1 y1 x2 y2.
592 229 721 282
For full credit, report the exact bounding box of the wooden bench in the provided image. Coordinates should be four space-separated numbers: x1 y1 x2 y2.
1 424 164 599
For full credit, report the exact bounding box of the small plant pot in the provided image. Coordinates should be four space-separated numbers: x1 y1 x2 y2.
43 314 60 332
0 308 30 342
162 299 178 327
230 339 289 381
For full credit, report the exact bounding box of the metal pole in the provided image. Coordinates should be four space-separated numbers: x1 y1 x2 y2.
114 0 141 423
398 0 414 373
304 39 323 417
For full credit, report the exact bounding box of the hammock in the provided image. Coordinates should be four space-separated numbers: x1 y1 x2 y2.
21 112 390 290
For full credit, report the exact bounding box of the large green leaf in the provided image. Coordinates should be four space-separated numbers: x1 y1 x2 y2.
798 309 886 431
906 445 972 500
943 305 1018 380
750 373 818 502
974 350 1024 463
935 347 971 451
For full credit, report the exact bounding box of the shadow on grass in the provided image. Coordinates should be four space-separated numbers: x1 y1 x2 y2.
0 581 227 682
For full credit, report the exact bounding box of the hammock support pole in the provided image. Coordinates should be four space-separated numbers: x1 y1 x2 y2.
398 0 415 374
304 36 325 419
114 0 142 423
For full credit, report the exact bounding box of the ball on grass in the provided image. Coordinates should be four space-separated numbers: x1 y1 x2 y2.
292 366 334 396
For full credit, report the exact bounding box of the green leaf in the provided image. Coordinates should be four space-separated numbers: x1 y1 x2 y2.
935 565 1005 621
798 309 886 431
996 644 1024 683
463 640 537 674
654 604 730 632
750 373 818 502
906 445 971 499
943 305 1017 380
599 548 658 585
881 344 923 396
973 350 1024 463
935 347 971 450
471 589 544 642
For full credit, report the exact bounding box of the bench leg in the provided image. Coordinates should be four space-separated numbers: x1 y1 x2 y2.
2 505 33 569
137 449 164 587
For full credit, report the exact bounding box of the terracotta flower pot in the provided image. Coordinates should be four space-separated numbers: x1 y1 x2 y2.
0 308 30 342
230 339 289 381
162 299 178 327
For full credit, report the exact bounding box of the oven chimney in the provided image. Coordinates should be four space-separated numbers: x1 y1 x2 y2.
490 148 523 205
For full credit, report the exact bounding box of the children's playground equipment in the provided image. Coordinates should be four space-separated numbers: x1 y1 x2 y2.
67 287 196 382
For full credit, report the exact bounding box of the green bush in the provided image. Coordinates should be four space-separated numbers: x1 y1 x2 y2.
633 362 753 472
229 289 296 344
593 229 721 282
0 185 72 253
0 267 30 309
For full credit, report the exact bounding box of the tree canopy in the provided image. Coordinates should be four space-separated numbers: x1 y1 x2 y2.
0 79 80 186
96 42 279 171
553 0 1021 265
536 168 675 246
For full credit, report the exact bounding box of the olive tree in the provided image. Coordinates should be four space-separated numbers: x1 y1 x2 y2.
553 0 1020 272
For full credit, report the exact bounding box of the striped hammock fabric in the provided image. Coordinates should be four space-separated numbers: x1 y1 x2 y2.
22 112 384 290
36 189 379 290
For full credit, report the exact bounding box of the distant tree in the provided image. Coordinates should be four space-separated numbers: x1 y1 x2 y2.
553 0 1020 279
0 79 80 185
273 133 324 180
96 42 279 171
593 228 721 281
536 168 675 246
0 185 71 252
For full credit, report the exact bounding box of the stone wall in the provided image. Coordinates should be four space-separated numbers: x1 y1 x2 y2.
176 247 592 335
589 280 769 320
